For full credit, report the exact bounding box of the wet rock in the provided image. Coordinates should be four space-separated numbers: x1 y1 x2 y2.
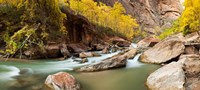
45 72 80 90
19 68 33 75
146 62 185 90
76 49 137 72
102 47 109 54
79 52 100 58
79 52 93 58
140 34 185 64
137 36 160 48
74 58 88 63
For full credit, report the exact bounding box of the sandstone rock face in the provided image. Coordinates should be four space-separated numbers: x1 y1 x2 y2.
45 72 80 90
76 49 137 72
95 0 183 34
140 34 185 64
146 62 185 90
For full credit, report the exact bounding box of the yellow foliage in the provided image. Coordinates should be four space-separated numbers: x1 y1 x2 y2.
68 0 138 39
180 0 200 34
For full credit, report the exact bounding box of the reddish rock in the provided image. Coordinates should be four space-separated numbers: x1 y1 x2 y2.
45 72 80 90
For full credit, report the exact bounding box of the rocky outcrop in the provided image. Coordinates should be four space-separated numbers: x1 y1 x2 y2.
140 34 185 64
95 0 183 34
45 72 80 90
146 62 185 90
76 48 137 72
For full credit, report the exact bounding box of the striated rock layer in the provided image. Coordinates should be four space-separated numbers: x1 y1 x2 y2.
95 0 183 34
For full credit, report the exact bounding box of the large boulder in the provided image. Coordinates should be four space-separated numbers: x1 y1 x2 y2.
146 62 185 90
140 34 185 64
76 49 137 72
45 72 80 90
79 52 101 58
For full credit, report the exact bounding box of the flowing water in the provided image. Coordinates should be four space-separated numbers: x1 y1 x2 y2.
0 50 160 90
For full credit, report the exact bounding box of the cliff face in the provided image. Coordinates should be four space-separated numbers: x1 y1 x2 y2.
95 0 183 34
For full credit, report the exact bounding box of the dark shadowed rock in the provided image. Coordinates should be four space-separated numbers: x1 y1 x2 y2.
140 34 185 64
76 49 137 72
146 62 185 90
45 72 80 90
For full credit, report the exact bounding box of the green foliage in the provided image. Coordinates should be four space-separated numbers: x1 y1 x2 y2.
180 0 200 34
159 0 200 39
68 0 138 39
159 19 180 39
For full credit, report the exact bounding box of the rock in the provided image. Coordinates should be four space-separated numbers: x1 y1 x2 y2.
140 34 185 64
94 44 105 51
44 43 61 58
182 54 200 77
67 44 89 53
137 36 160 48
111 38 131 47
19 68 33 75
102 47 109 54
184 46 199 54
184 32 200 44
146 62 185 90
61 47 70 59
74 58 88 63
76 49 137 72
79 52 93 58
45 72 80 90
179 54 200 90
92 52 101 57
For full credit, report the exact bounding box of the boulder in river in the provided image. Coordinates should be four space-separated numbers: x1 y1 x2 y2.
146 62 185 90
76 49 137 72
79 52 101 58
137 36 160 49
140 33 185 64
45 72 80 90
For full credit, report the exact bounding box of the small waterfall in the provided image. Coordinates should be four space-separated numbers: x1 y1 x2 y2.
126 54 143 68
0 65 20 80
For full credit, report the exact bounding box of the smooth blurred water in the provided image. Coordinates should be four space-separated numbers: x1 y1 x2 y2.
0 50 159 90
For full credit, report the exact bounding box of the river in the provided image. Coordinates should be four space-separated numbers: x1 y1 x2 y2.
0 49 159 90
